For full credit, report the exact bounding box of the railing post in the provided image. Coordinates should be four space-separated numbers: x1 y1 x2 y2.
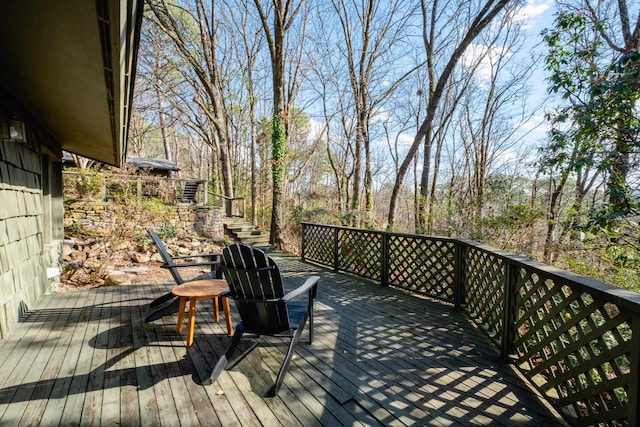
101 175 107 201
333 227 339 272
500 261 518 362
301 223 307 262
454 241 466 309
629 313 640 426
136 177 142 202
381 232 389 287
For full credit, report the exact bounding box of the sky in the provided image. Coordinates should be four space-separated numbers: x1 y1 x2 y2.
508 0 557 148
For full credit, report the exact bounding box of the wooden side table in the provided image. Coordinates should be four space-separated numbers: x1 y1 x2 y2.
171 279 233 347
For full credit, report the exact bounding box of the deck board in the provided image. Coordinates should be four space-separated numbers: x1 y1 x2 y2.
0 253 567 426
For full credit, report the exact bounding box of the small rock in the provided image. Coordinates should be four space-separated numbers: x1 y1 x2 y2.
104 275 122 286
132 252 151 263
118 266 151 274
114 241 130 251
62 246 73 259
84 259 103 270
70 250 87 261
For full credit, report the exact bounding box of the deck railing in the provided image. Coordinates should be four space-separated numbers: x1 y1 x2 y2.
301 222 640 427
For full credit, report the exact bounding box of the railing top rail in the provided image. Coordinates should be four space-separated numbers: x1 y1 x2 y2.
300 222 459 243
208 192 244 201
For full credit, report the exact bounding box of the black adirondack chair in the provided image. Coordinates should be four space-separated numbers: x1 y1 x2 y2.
145 228 222 323
205 243 319 396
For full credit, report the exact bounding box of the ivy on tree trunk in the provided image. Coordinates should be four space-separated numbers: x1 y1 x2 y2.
270 114 286 246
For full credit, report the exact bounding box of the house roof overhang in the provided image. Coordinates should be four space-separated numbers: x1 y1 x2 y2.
0 0 143 166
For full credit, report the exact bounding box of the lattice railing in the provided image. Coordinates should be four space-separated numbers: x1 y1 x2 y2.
338 229 383 281
512 267 636 426
301 222 640 426
301 223 335 267
387 234 456 302
463 245 507 346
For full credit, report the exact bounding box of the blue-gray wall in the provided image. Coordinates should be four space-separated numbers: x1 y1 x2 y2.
0 89 63 338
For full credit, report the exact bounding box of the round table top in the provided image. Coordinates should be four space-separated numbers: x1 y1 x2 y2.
171 279 229 298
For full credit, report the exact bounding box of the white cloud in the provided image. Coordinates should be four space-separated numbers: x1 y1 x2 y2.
396 132 414 148
515 0 553 30
371 107 392 124
495 148 520 164
517 113 548 132
309 118 326 140
462 43 512 82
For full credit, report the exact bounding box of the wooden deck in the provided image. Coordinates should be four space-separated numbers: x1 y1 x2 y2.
0 253 567 426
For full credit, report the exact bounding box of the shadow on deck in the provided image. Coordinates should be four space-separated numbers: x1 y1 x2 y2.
0 253 566 426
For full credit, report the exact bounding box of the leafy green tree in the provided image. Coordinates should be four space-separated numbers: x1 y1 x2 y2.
542 11 639 257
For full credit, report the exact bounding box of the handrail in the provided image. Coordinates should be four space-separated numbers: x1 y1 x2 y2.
301 222 640 426
208 192 245 219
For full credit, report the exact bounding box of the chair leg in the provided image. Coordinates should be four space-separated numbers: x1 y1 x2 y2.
145 298 180 323
271 311 309 396
205 324 245 386
308 300 314 345
149 291 176 308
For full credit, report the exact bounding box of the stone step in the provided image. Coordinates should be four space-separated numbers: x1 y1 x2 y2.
227 225 258 233
233 230 263 238
239 236 271 246
223 218 271 248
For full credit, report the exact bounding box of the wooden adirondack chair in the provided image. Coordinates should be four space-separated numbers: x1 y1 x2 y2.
205 243 319 396
145 228 222 323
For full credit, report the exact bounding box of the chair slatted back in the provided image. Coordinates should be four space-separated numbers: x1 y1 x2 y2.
146 228 185 284
221 244 290 334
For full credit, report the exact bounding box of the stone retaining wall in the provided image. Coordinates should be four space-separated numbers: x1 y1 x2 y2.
64 201 224 241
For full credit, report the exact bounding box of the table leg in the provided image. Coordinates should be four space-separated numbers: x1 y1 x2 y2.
222 296 233 335
176 297 187 333
213 296 219 322
186 298 197 347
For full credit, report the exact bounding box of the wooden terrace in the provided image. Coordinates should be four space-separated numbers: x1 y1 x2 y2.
0 252 565 426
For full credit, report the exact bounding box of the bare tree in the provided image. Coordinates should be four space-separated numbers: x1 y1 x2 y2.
387 0 512 231
146 0 235 198
455 10 539 234
229 0 265 226
330 0 420 226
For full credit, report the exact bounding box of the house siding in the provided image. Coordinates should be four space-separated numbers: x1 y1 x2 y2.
0 94 63 339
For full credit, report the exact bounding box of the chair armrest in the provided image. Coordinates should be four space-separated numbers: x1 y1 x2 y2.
162 260 220 269
283 276 319 302
170 253 219 261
